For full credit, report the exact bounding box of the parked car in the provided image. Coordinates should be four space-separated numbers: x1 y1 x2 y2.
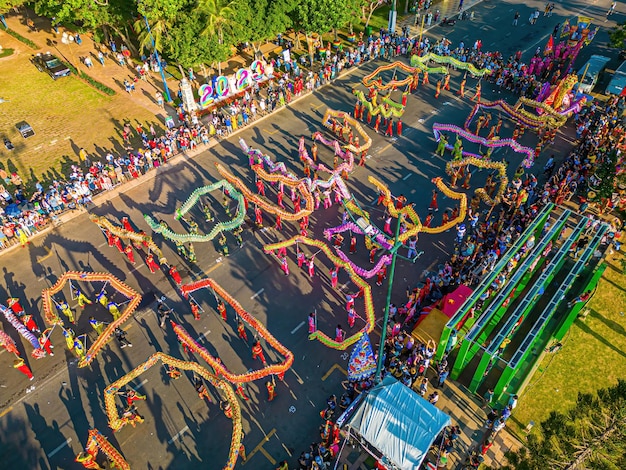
575 55 610 93
605 60 626 95
31 52 71 80
15 121 35 138
3 137 14 150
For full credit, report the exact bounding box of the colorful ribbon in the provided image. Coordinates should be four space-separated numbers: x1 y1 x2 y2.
263 236 375 350
299 133 355 176
143 181 245 243
410 53 493 77
446 157 509 205
323 221 393 251
216 162 315 221
240 139 352 200
433 122 536 168
85 429 130 470
90 215 167 264
321 109 372 155
352 89 407 118
0 305 44 358
103 352 242 469
41 271 142 367
176 278 294 382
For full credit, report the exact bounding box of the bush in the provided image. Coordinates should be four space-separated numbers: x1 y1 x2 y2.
3 27 38 49
66 63 116 96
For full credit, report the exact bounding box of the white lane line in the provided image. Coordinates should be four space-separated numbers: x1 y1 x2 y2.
197 330 211 342
403 173 413 180
129 264 145 273
250 288 264 300
135 379 148 389
291 368 305 384
47 438 72 458
168 425 189 444
291 321 306 334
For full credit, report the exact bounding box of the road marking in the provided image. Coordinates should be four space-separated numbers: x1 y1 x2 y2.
378 142 393 154
168 425 189 444
47 437 72 458
259 447 277 465
250 288 264 300
129 264 145 273
49 139 58 145
291 368 305 385
98 241 107 248
263 128 279 135
311 103 324 110
135 379 148 389
402 173 412 181
291 321 305 334
0 406 13 418
243 428 276 465
36 246 54 263
321 363 348 381
197 330 211 342
494 16 500 20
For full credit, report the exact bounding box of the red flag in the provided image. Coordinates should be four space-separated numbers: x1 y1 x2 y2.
544 35 554 56
619 85 626 97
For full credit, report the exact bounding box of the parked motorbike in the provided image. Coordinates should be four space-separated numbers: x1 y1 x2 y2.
440 17 456 26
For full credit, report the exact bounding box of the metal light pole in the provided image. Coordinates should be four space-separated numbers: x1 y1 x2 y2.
388 0 398 34
374 214 403 383
144 15 172 103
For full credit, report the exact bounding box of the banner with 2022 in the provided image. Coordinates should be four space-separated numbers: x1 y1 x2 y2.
198 60 274 109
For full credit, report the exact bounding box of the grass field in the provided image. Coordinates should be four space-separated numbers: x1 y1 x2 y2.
0 35 159 189
509 245 626 437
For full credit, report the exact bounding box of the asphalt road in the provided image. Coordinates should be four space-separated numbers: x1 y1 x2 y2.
0 0 622 468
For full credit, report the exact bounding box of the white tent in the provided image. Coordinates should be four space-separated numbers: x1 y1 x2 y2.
341 376 451 470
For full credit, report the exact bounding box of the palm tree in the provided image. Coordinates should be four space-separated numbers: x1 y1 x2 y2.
133 16 168 55
198 0 238 44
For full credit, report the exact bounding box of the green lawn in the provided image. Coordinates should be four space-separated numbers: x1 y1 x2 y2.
0 34 158 188
509 245 626 437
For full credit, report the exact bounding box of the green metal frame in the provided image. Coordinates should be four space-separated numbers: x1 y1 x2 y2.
437 203 554 363
489 218 596 399
449 208 565 379
466 211 572 391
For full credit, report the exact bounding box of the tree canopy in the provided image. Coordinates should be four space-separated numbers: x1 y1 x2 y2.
24 0 381 70
609 22 626 50
489 380 626 470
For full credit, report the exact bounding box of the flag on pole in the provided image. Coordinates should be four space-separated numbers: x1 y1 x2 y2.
347 332 376 382
544 35 554 56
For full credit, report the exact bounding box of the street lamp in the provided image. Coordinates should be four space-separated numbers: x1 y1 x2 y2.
143 15 172 103
374 213 403 383
388 0 397 34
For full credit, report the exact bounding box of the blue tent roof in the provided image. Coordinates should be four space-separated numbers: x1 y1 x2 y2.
343 376 451 470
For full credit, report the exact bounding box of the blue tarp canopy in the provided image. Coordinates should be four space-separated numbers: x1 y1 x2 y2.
343 376 451 470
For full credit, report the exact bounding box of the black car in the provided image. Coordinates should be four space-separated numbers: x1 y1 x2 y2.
31 52 71 79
